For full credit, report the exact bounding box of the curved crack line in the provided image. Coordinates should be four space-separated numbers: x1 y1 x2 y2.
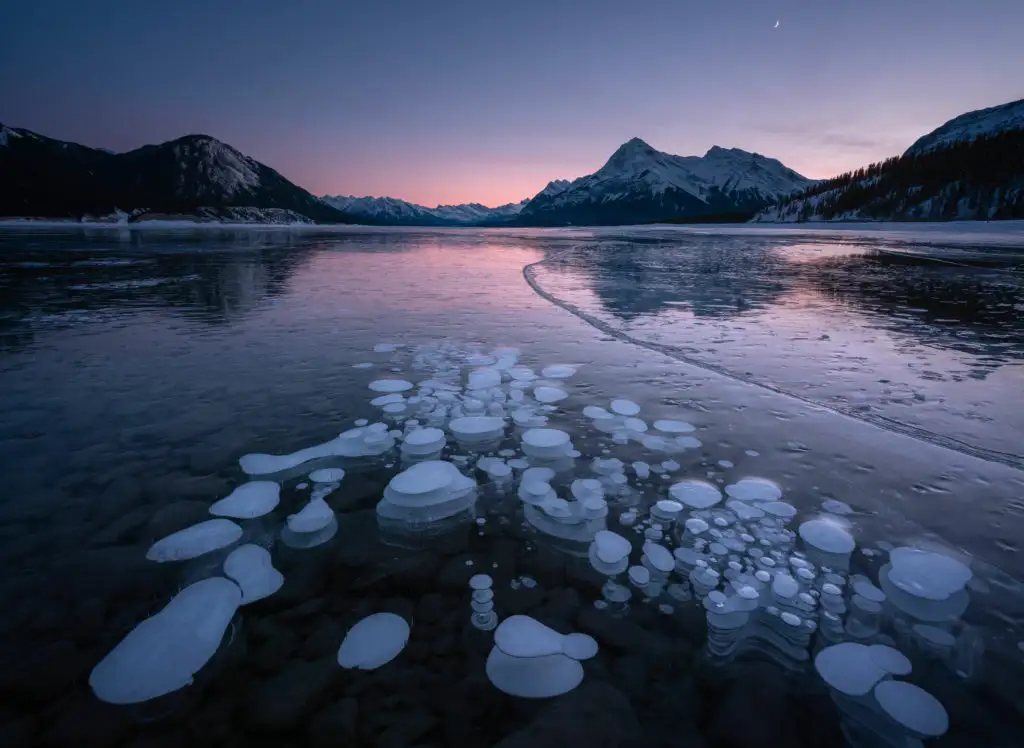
523 253 1024 472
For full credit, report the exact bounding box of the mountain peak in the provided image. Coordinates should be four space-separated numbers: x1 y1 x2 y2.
612 137 655 156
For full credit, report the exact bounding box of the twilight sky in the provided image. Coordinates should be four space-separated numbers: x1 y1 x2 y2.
2 1 1022 207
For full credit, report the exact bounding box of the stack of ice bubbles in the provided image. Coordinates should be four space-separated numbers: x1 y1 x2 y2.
521 470 609 551
376 460 478 543
589 530 634 615
582 401 701 453
485 615 598 698
815 641 949 746
655 476 831 669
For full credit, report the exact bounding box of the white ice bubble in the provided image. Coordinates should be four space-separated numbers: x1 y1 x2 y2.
287 497 334 534
583 405 613 420
373 343 402 353
391 460 455 495
653 419 695 433
533 386 568 403
337 612 410 670
643 543 675 573
147 519 243 562
368 379 414 393
799 518 855 555
561 633 598 660
593 530 632 564
814 642 888 695
610 399 640 416
449 416 505 442
486 645 583 699
873 681 949 737
209 482 280 519
309 468 346 483
89 577 241 704
542 365 577 379
469 368 502 389
868 645 912 676
628 565 651 586
888 547 972 601
761 501 797 519
494 615 565 658
725 478 782 502
223 544 284 604
669 480 723 509
821 498 853 515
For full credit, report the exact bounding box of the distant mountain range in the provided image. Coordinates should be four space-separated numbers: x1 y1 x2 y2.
319 194 530 226
2 96 1022 225
754 98 1024 222
508 139 814 226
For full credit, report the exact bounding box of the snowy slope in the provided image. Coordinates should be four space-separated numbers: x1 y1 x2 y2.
321 195 443 224
320 195 530 225
905 98 1024 156
515 137 813 225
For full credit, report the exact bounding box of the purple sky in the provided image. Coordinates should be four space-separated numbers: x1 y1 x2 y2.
2 1 1022 207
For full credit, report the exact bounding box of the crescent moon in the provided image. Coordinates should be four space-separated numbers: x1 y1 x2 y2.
774 20 780 28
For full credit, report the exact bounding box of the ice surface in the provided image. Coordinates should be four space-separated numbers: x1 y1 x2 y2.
89 577 241 704
147 519 243 562
223 544 284 604
337 612 410 670
209 482 280 519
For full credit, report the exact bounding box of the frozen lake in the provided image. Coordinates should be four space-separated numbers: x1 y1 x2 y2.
0 224 1023 747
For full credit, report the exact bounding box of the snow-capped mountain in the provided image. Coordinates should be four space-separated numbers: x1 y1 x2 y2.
320 194 530 225
755 97 1024 223
321 195 446 225
0 124 359 223
513 138 813 226
904 98 1024 156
